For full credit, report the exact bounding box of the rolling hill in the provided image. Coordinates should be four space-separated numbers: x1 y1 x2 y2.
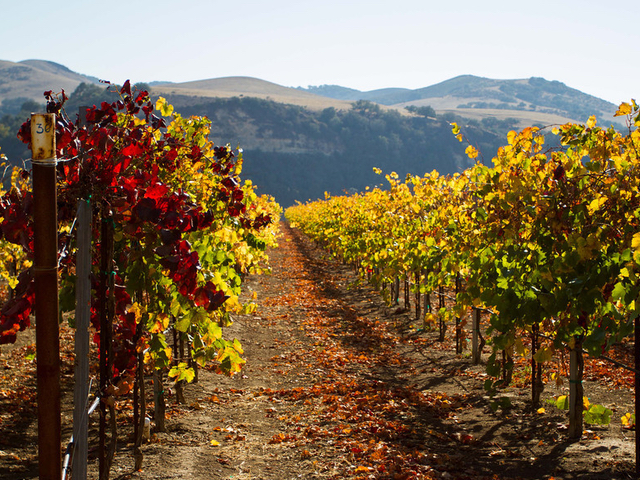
151 77 355 111
300 75 622 130
0 60 99 105
0 59 627 206
0 59 621 129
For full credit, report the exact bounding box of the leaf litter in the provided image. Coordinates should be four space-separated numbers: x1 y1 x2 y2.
0 223 636 479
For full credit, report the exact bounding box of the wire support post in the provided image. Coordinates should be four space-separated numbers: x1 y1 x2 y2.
31 112 61 480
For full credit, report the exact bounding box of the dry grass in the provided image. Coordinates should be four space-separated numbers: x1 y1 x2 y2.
442 107 576 128
395 96 578 127
0 60 94 104
152 76 356 111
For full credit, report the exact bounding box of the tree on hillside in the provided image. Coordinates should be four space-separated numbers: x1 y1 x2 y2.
405 105 436 118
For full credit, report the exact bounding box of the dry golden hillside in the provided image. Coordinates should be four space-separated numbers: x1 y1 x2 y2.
152 77 360 111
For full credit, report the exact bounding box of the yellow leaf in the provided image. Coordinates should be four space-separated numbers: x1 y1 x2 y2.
587 196 606 215
631 232 640 249
128 302 144 324
223 295 241 313
556 395 569 410
424 313 437 326
155 96 174 117
586 115 597 129
465 145 479 159
621 412 635 426
537 407 545 414
615 102 632 117
148 313 169 334
210 439 220 446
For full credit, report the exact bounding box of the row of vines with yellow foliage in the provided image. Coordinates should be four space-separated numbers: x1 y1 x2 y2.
286 101 640 433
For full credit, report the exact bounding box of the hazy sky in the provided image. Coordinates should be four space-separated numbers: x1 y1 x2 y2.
2 0 637 104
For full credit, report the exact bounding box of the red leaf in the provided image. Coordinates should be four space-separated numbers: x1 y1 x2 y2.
121 143 143 157
145 183 170 201
120 80 131 96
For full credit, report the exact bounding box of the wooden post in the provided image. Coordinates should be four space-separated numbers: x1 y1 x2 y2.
404 276 410 310
392 277 400 305
72 198 91 480
568 339 584 439
31 113 61 480
531 323 543 407
414 271 421 322
73 107 92 480
438 285 446 342
634 315 639 476
134 345 146 471
154 369 166 432
531 326 538 406
472 308 481 364
98 208 115 480
423 289 430 330
455 274 461 354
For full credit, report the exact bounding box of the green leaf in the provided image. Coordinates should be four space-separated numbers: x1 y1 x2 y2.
612 282 627 301
555 395 569 410
533 346 554 363
584 404 612 425
486 353 501 377
170 297 183 317
59 282 76 314
205 322 222 342
174 316 191 332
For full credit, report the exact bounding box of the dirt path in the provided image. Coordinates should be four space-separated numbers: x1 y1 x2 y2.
0 223 636 479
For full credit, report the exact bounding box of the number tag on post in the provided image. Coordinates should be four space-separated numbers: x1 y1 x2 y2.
30 113 56 162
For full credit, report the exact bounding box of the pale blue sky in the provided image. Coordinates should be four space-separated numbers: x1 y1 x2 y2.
1 0 637 104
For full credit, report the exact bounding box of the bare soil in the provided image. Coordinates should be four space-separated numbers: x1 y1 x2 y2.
0 222 636 479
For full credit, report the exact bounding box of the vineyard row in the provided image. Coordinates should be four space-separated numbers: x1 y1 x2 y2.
285 101 640 440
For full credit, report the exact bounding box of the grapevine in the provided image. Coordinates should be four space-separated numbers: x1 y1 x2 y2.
286 101 640 437
0 82 280 475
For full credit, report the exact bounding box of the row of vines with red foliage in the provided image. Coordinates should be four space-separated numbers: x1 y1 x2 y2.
0 81 280 475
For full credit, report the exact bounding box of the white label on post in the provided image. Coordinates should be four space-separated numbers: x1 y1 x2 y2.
30 113 56 162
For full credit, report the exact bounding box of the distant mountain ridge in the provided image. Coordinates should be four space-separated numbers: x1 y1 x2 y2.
0 58 621 128
299 75 620 127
